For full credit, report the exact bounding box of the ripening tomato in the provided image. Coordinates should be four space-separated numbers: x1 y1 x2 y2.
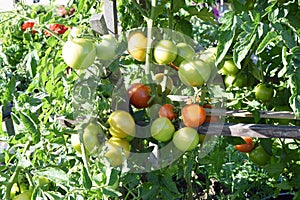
182 104 206 128
219 59 239 75
62 38 96 70
72 122 103 155
235 137 255 153
13 190 32 200
154 73 174 96
159 104 176 120
128 83 152 108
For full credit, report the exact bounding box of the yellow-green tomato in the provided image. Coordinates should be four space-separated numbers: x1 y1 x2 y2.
105 137 130 167
62 38 96 70
82 122 102 154
108 110 136 138
13 190 32 200
153 40 178 64
96 34 118 60
172 127 199 152
151 117 175 142
178 59 211 87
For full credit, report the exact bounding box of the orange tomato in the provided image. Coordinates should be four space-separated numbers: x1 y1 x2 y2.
182 104 206 128
235 137 255 153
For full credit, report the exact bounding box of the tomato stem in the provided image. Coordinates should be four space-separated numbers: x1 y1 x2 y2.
5 141 31 200
169 62 179 71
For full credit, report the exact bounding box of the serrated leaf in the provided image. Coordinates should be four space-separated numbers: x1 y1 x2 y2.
33 167 69 185
256 31 279 55
81 165 92 189
233 32 257 69
161 175 179 194
19 111 39 134
216 13 237 66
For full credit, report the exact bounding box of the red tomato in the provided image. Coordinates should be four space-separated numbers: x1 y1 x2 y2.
21 21 37 34
159 104 176 120
235 137 255 153
128 83 152 108
44 23 68 37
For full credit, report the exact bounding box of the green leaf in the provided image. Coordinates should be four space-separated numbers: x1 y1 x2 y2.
33 167 69 185
141 183 159 200
233 32 257 69
106 168 119 187
216 12 237 66
260 138 273 156
256 31 279 55
19 111 39 134
161 175 179 194
264 163 284 179
102 186 122 197
81 165 92 189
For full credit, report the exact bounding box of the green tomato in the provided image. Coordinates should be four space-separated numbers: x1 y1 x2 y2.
219 59 239 75
96 34 118 60
249 145 271 166
198 47 217 70
224 72 248 88
178 59 211 87
254 83 274 102
172 42 195 66
13 190 32 200
72 122 103 155
172 127 199 152
151 117 175 142
62 38 96 70
153 40 178 64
